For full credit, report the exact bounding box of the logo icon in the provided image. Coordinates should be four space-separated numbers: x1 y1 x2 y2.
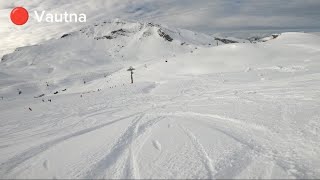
10 7 29 25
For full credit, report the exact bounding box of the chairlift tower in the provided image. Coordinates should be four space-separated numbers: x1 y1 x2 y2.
127 66 135 84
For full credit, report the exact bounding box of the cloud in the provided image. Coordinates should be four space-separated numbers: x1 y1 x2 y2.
1 0 319 56
2 0 319 32
122 0 320 32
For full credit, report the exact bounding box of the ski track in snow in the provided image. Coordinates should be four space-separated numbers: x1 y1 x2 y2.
0 111 143 177
179 125 215 179
152 140 162 151
194 113 318 179
85 114 165 179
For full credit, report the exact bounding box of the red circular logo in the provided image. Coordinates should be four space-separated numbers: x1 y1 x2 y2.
10 7 29 25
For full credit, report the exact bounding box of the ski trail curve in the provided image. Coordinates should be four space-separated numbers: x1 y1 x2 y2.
85 115 164 179
179 124 215 179
84 114 144 179
0 112 142 177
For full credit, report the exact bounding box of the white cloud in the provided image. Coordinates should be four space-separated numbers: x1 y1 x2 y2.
0 0 319 56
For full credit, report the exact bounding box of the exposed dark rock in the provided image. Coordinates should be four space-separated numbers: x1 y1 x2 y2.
248 34 280 43
111 29 127 36
94 29 128 40
115 21 126 25
1 55 8 62
94 36 113 40
214 37 238 44
61 33 72 38
247 36 261 43
147 23 161 28
158 29 173 42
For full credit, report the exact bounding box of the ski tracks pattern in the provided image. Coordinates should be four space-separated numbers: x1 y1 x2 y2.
0 112 142 178
179 125 215 179
85 113 165 179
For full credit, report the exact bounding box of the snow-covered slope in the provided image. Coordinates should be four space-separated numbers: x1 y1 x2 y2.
0 19 214 99
0 20 320 179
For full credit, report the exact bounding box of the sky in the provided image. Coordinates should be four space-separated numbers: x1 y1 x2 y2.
125 0 320 33
1 0 320 32
0 0 319 56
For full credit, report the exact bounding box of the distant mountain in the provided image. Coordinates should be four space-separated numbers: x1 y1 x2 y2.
0 19 214 79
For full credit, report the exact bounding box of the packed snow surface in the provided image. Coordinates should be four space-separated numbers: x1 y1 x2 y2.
0 20 320 179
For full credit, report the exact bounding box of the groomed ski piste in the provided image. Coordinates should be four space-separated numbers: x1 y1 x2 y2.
1 19 320 179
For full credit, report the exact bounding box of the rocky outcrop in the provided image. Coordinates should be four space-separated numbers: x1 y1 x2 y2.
61 33 72 38
214 37 238 44
158 29 173 42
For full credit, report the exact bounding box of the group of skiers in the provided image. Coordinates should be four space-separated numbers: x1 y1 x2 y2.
4 72 135 112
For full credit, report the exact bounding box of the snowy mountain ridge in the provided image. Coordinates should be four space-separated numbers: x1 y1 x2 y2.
0 19 216 100
60 19 214 45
